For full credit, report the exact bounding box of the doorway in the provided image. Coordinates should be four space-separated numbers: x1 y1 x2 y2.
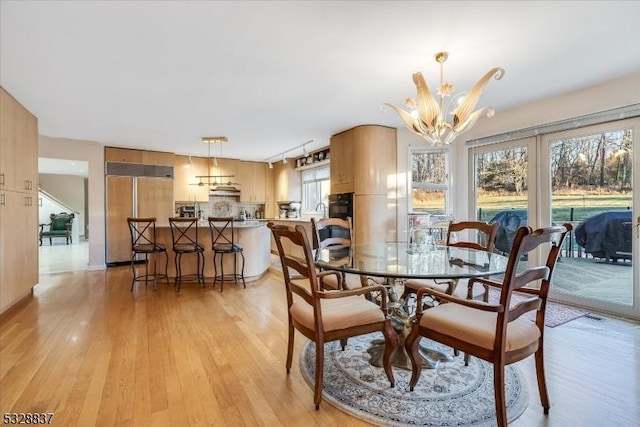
541 119 638 319
470 118 639 320
38 157 89 274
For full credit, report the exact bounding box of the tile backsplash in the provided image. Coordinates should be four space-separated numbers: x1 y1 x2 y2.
175 197 264 219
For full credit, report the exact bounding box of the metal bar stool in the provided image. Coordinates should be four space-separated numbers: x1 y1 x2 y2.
169 217 205 291
127 217 169 291
208 217 246 292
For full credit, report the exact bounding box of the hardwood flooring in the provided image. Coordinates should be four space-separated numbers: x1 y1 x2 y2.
1 267 639 426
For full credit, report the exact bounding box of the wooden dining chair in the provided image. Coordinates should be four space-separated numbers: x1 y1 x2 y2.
268 222 397 409
402 220 499 301
405 223 571 427
310 217 362 290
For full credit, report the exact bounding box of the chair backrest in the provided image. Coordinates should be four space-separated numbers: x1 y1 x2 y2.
446 220 498 252
310 217 353 250
208 217 236 249
127 217 159 250
268 222 322 309
168 217 200 249
494 223 572 343
50 213 74 231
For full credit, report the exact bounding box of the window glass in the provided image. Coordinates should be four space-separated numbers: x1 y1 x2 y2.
411 150 448 214
302 166 330 212
474 146 528 255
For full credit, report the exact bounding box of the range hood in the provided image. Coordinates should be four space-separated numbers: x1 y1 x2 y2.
209 185 241 197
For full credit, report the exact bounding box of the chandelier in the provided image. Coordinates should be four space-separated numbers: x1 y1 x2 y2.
385 52 504 145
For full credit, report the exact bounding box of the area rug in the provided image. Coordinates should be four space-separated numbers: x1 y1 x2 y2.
300 333 528 426
487 289 588 328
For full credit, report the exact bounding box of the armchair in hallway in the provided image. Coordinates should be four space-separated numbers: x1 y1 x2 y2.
39 212 74 246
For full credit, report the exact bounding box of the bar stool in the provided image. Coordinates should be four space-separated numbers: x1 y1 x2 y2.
208 217 245 292
127 217 169 291
169 217 205 291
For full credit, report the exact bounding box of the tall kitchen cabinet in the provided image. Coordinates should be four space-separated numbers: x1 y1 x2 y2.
0 87 39 314
105 149 175 264
330 125 397 244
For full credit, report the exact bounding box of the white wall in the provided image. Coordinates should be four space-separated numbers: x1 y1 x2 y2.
38 136 105 270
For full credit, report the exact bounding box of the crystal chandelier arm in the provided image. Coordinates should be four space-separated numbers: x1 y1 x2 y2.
452 67 504 130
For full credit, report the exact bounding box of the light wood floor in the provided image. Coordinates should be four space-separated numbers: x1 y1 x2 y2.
1 267 639 427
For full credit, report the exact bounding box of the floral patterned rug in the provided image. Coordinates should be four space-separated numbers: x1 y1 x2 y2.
300 333 528 426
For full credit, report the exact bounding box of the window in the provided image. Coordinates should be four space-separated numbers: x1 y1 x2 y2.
411 150 449 214
474 145 529 223
302 165 330 213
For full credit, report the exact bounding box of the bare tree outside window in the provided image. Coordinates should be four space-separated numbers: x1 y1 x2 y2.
411 151 448 214
550 128 632 223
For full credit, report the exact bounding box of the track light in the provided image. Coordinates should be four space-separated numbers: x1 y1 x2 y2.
266 139 313 166
268 162 273 169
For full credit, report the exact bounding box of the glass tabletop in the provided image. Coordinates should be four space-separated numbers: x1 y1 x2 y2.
314 242 509 280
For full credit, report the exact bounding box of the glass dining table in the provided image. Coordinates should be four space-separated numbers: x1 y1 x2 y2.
314 242 509 369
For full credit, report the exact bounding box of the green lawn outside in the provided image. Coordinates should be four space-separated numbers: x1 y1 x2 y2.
475 193 632 223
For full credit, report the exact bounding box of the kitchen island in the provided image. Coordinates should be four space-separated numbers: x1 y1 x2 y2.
155 220 271 283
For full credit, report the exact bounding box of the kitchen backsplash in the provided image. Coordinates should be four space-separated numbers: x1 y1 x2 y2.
175 197 264 219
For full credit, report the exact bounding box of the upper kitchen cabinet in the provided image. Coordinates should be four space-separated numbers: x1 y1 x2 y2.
330 125 397 195
237 161 267 203
0 89 16 190
173 154 209 202
0 88 38 193
209 157 239 183
142 150 174 166
273 161 301 203
104 147 143 163
329 130 355 194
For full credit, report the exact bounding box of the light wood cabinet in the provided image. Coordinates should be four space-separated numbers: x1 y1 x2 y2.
142 150 174 166
238 161 268 203
273 161 302 203
329 131 354 194
265 167 275 218
105 147 143 163
354 194 397 244
0 88 38 194
210 157 239 181
0 88 16 191
330 125 397 244
330 125 396 195
0 87 38 314
173 155 209 202
106 175 174 264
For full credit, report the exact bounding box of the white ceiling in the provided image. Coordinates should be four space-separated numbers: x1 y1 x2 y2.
2 1 640 164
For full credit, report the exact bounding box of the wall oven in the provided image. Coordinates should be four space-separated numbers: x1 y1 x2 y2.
328 192 353 221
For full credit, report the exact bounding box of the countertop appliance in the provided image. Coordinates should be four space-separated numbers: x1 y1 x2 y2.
179 206 196 218
278 201 301 219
